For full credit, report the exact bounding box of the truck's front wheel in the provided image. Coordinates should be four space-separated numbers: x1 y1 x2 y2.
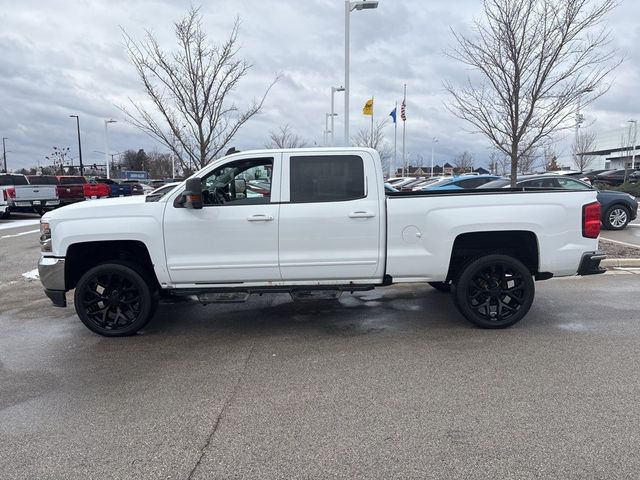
452 254 534 329
74 262 157 336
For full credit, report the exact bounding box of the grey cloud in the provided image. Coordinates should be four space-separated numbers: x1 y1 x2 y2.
0 0 637 172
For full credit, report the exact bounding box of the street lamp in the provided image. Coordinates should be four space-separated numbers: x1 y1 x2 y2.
325 113 338 146
2 137 7 173
104 119 117 179
430 137 438 177
331 86 344 146
575 88 594 151
69 115 84 176
344 1 379 146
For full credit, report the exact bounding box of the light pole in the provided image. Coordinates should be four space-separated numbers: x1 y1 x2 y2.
344 0 379 147
325 113 338 146
2 137 7 173
69 115 84 176
629 120 638 170
574 89 594 161
104 119 117 179
331 86 344 146
430 137 438 177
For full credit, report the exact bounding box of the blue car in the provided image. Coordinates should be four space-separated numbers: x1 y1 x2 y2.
420 175 501 191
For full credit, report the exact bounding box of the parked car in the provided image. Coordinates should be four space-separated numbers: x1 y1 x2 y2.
145 182 181 202
544 170 591 184
39 147 604 336
628 170 640 184
583 169 614 184
121 180 146 195
93 178 133 197
28 175 87 206
419 175 501 191
480 175 638 230
383 182 398 192
83 179 111 199
1 173 59 217
594 169 639 187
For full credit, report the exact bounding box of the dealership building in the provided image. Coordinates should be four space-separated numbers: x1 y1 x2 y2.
580 125 639 170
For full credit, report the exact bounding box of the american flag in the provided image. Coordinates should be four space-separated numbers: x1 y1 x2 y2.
400 100 406 122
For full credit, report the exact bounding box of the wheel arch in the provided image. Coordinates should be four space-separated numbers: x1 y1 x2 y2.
65 240 159 291
446 230 539 283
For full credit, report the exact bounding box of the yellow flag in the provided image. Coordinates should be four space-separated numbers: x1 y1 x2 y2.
362 98 374 116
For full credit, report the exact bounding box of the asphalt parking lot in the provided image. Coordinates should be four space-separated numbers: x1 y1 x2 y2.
1 213 640 479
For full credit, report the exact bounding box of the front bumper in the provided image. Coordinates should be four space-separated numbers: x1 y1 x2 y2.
38 256 67 307
578 251 607 276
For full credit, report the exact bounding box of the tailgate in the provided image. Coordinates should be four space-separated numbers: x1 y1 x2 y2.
57 185 84 199
15 185 58 201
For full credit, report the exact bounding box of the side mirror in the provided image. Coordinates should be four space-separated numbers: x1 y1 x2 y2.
183 178 203 209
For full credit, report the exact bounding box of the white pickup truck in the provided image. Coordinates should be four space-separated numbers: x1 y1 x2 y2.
1 174 59 218
38 147 605 336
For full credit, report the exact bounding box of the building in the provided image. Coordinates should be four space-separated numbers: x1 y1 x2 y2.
579 124 639 170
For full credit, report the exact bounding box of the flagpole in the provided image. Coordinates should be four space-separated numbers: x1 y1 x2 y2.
402 84 407 176
393 101 397 178
371 95 374 146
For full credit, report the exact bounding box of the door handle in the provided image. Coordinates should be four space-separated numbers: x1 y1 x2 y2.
247 214 274 222
348 211 375 219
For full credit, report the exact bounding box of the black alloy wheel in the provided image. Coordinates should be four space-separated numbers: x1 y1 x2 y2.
74 262 157 336
453 254 534 329
603 205 630 230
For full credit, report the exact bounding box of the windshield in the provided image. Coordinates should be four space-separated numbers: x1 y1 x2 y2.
28 176 58 185
59 176 86 185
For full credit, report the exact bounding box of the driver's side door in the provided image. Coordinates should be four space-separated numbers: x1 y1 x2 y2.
163 154 281 285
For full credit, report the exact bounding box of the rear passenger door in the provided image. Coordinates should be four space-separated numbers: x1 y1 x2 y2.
278 152 382 281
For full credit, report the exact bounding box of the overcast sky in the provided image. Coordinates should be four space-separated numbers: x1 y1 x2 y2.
1 0 638 172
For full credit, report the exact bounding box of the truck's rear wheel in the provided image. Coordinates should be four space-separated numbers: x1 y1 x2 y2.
452 254 534 329
74 262 157 336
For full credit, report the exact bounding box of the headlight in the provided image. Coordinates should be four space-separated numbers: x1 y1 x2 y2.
40 221 52 252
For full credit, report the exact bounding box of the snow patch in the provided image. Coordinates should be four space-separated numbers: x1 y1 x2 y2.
22 269 40 281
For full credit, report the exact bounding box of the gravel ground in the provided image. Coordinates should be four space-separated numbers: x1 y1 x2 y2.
600 238 640 258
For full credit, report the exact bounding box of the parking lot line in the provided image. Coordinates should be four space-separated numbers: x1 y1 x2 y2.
0 229 39 240
0 219 40 231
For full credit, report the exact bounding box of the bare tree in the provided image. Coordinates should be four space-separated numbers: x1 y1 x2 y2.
519 151 540 174
488 150 510 175
446 0 620 186
352 119 393 175
121 8 278 171
452 151 474 173
45 146 72 174
572 130 597 171
265 124 308 148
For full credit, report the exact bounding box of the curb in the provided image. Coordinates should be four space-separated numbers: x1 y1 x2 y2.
601 258 640 268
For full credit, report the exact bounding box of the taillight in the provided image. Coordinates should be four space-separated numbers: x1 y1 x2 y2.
6 187 16 199
582 202 601 238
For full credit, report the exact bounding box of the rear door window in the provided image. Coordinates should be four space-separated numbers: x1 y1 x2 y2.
0 175 28 186
290 155 365 203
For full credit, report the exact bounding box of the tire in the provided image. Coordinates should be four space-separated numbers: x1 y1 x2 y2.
452 254 534 329
603 205 630 230
428 281 452 293
74 262 158 336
